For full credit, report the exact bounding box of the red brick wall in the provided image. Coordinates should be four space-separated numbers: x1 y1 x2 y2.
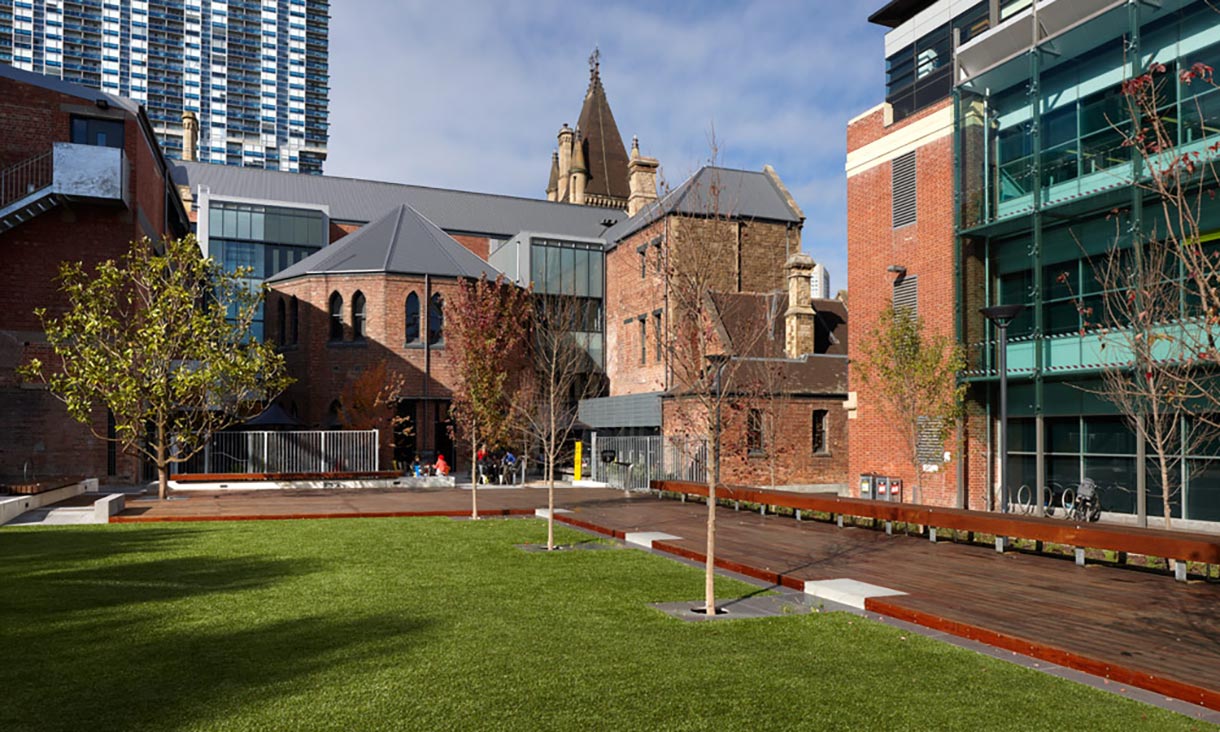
268 274 473 470
449 234 490 261
846 99 974 507
663 395 848 487
0 76 174 483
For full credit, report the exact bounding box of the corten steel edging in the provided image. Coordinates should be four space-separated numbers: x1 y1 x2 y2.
867 597 1220 712
173 470 403 483
651 481 1220 564
111 508 537 523
649 539 807 591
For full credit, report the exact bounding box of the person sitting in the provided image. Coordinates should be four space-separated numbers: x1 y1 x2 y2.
434 453 449 476
500 450 517 484
411 455 423 477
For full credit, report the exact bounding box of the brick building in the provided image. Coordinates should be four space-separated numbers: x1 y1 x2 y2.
0 64 189 483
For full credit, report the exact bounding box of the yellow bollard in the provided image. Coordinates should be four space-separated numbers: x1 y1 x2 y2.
574 441 583 482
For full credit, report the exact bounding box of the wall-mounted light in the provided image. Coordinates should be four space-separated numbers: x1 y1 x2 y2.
886 265 907 278
95 98 110 110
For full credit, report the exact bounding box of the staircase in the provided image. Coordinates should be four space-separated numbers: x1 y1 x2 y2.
0 150 59 234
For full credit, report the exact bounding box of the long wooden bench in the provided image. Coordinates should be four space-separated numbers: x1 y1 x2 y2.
173 470 402 483
651 480 1220 580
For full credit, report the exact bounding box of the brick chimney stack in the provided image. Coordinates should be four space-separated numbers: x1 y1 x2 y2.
627 135 659 217
181 111 199 162
784 252 816 359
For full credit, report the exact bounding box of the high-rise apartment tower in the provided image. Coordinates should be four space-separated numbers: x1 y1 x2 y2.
0 1 330 174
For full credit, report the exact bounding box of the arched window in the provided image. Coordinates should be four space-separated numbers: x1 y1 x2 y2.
276 297 286 345
290 296 299 344
329 292 343 341
405 292 420 344
428 292 444 345
352 291 367 341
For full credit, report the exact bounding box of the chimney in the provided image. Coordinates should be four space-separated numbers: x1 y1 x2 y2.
557 124 574 201
181 111 199 162
569 125 587 205
627 135 659 217
784 252 816 359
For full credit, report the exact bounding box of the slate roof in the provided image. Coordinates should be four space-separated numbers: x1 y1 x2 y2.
172 161 623 239
267 204 501 283
576 64 630 202
705 290 849 396
603 166 805 246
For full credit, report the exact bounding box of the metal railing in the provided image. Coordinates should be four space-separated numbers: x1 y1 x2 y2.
0 151 53 210
175 430 380 475
590 435 707 490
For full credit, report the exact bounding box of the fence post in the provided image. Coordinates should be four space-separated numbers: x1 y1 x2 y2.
321 431 328 473
263 433 269 474
591 431 598 482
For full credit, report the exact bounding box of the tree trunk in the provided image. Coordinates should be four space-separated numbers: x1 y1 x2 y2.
156 422 169 500
1160 458 1172 531
705 472 716 614
547 466 555 551
470 433 479 520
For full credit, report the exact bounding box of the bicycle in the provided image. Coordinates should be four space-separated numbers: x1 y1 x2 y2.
1059 479 1102 523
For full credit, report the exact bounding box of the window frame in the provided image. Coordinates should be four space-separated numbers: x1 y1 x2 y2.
812 409 829 455
351 291 367 341
328 291 343 341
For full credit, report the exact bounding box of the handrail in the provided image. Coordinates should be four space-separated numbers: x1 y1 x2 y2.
0 150 54 210
650 479 1220 565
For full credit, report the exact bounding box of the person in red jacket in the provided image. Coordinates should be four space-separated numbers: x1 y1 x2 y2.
434 453 450 476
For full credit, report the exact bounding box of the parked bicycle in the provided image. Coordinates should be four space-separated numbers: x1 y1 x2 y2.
1065 478 1102 523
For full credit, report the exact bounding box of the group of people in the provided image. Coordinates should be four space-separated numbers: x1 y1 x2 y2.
409 453 449 477
476 445 521 485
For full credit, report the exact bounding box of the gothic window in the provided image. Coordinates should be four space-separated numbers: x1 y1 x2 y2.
405 292 420 344
329 292 343 341
352 291 367 341
428 293 444 345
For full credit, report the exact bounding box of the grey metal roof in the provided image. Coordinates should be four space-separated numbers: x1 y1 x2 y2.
578 392 663 429
267 204 501 283
172 160 625 239
0 63 141 115
603 166 804 246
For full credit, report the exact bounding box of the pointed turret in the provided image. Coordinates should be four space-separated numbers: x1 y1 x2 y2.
546 150 560 201
569 126 588 205
575 50 629 206
557 123 574 202
627 135 660 217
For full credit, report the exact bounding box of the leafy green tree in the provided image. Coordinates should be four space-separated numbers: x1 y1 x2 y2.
856 303 965 504
447 273 532 518
21 236 291 499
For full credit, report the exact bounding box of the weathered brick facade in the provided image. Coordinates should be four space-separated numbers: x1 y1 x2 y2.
0 73 185 483
846 99 983 507
267 274 472 470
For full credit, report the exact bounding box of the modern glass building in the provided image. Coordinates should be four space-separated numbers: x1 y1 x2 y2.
0 0 330 174
955 0 1220 523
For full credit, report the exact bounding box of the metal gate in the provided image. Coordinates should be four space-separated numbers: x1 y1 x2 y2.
589 434 707 490
175 430 380 475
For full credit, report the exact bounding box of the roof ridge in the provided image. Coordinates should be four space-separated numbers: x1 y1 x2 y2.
382 205 407 271
178 161 622 212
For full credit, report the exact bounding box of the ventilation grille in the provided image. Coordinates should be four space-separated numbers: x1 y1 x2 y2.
893 275 918 316
891 151 917 228
916 416 944 464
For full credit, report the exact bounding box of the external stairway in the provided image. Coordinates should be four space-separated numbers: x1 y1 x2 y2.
0 150 59 234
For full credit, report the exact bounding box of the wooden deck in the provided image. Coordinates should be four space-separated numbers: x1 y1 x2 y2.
111 485 1220 711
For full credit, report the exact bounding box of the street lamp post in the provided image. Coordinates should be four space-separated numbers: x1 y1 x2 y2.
980 304 1026 514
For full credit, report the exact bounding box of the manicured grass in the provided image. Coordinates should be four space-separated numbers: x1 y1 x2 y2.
0 518 1208 731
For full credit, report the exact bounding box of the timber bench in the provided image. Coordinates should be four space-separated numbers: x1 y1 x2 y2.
651 480 1220 581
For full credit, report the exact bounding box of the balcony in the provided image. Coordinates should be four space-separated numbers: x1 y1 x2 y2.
52 142 130 205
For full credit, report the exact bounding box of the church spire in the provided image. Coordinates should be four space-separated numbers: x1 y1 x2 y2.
546 150 560 201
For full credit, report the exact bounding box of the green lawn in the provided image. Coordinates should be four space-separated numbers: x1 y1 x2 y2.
0 518 1209 731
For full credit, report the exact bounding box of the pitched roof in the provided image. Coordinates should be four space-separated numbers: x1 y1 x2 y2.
604 166 804 245
171 161 624 239
705 291 849 396
0 62 140 115
576 63 630 202
267 204 501 283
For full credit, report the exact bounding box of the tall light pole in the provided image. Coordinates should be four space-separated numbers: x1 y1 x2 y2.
980 304 1026 514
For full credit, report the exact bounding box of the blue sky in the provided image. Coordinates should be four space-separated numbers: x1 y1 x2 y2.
325 1 888 294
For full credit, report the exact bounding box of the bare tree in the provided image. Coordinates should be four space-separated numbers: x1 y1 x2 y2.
731 292 792 489
662 153 770 615
514 293 603 550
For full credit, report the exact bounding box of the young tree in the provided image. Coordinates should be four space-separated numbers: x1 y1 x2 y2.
20 236 291 499
733 292 792 489
662 160 769 616
337 359 412 469
446 273 532 519
856 303 966 504
513 293 603 550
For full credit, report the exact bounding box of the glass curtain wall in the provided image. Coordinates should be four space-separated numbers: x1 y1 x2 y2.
528 237 605 366
208 201 326 340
